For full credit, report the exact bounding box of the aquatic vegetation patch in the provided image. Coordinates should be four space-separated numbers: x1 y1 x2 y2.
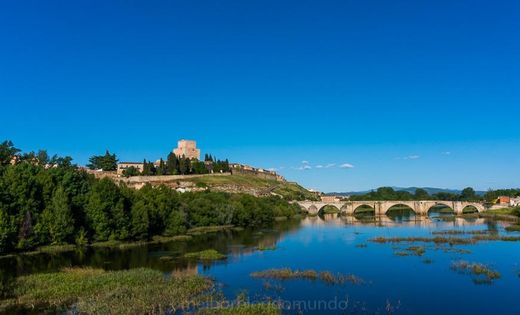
370 236 476 245
250 268 363 285
394 251 409 256
184 249 227 260
197 303 281 315
472 235 520 242
406 246 425 256
441 247 472 254
34 244 77 254
257 245 277 251
451 261 501 284
159 255 174 261
187 225 235 235
1 267 213 315
90 240 148 249
432 230 488 235
355 243 368 248
151 235 193 243
262 281 285 293
422 258 433 264
372 235 520 245
505 225 520 232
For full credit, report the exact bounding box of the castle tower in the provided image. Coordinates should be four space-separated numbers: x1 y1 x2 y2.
173 139 201 160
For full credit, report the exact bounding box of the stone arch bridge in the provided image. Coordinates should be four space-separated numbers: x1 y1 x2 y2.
297 200 486 216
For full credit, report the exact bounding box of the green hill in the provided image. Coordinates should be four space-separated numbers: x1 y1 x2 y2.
185 174 319 201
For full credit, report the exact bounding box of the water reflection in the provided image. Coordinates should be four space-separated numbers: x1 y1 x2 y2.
1 215 519 315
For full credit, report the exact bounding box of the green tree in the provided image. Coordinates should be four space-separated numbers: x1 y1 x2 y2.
36 150 49 166
414 188 429 200
130 200 149 240
460 187 478 201
156 159 166 175
87 150 118 171
141 159 155 176
47 186 75 244
166 153 179 175
123 166 140 177
0 208 17 254
179 157 190 175
0 140 20 167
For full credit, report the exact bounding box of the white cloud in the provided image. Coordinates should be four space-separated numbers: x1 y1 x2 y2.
442 151 451 155
325 163 336 168
339 163 354 169
400 155 420 160
315 165 324 169
301 160 309 164
300 165 312 170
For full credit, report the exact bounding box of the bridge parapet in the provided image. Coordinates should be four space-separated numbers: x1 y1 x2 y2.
297 200 486 216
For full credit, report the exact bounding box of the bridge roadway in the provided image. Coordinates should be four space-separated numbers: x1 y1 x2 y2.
297 200 486 216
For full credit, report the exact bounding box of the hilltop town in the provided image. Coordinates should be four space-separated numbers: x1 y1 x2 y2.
83 139 317 200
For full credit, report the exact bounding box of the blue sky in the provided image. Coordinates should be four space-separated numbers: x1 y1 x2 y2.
1 0 519 192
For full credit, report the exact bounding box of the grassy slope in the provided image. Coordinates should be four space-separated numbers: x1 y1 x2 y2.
188 174 319 201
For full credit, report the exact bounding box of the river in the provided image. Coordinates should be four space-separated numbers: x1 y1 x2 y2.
1 213 520 314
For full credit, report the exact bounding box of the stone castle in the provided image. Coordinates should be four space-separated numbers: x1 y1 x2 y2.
173 139 200 160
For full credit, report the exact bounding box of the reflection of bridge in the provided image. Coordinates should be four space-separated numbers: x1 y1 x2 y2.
297 200 486 216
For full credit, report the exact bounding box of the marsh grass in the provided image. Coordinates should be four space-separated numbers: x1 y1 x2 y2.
472 235 520 242
257 246 277 251
440 247 472 254
451 261 501 284
505 225 520 232
54 235 192 252
250 268 363 285
371 235 520 245
36 244 77 254
406 246 426 256
151 235 193 243
184 249 226 260
187 225 235 235
197 303 281 315
432 230 488 235
262 281 285 293
370 236 476 245
2 267 213 315
91 240 148 249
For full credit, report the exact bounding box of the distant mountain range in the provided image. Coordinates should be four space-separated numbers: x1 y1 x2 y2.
327 187 486 196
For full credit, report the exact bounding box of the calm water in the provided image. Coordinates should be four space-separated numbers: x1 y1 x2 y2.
2 214 520 314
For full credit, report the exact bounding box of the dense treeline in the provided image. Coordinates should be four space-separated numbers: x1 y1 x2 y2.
349 187 487 202
86 149 231 176
0 141 300 254
137 153 230 176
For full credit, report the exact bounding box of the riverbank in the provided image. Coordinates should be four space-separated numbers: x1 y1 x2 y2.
0 267 280 315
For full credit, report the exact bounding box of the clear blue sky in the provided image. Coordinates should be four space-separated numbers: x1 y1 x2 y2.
1 0 519 192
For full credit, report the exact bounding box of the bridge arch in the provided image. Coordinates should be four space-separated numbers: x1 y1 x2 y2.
426 202 455 215
461 204 481 214
353 204 376 215
307 205 318 215
384 203 417 215
318 204 341 215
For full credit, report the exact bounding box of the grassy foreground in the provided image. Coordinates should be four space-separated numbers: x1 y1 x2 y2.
197 304 281 315
0 268 213 315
